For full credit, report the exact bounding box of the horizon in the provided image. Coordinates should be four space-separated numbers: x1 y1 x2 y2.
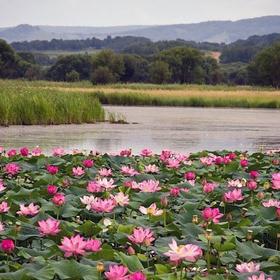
1 14 279 29
0 0 280 27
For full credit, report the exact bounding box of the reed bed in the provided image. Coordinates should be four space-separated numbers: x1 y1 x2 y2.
0 86 104 126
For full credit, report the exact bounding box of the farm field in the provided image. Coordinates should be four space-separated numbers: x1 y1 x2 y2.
0 147 279 279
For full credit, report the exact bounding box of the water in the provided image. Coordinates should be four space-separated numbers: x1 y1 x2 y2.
0 106 279 154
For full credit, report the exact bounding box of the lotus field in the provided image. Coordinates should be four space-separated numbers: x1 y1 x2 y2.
0 147 280 280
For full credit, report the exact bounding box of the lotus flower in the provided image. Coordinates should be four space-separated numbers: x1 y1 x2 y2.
83 159 94 168
5 163 20 176
98 168 112 177
224 189 244 203
139 203 163 216
52 147 65 157
91 198 116 213
1 239 15 253
128 272 147 280
80 195 98 210
248 273 272 280
0 180 6 192
262 199 280 208
85 239 101 252
203 182 218 193
128 227 155 246
112 192 130 206
236 262 260 273
121 166 139 176
164 239 203 263
72 167 85 177
17 203 40 216
47 165 59 175
38 218 60 236
0 201 9 213
272 173 280 190
59 235 87 257
52 193 65 206
105 265 129 280
202 207 223 224
137 180 161 192
144 164 159 173
140 148 153 157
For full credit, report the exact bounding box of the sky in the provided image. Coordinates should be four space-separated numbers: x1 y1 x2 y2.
0 0 280 27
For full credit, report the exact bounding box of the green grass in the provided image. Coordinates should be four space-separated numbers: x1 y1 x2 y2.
0 85 104 126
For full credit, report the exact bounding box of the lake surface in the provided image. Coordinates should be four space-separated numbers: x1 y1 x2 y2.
0 106 280 154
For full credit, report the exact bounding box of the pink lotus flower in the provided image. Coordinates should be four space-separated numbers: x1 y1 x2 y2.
80 195 98 210
247 180 258 191
236 262 260 273
7 149 17 157
20 147 29 157
228 179 243 188
262 199 280 208
228 152 237 160
52 147 65 157
91 198 117 213
0 180 6 192
250 171 260 179
72 167 85 177
137 180 161 193
215 156 224 165
0 201 10 213
128 272 147 280
166 159 180 169
139 203 163 216
85 238 101 252
120 149 132 157
38 218 61 236
144 164 159 173
0 146 4 153
121 166 139 176
5 163 20 176
32 146 42 156
170 187 180 197
164 239 203 263
87 181 102 193
17 203 40 216
200 156 215 166
98 178 116 190
47 165 59 175
248 273 272 280
1 239 15 253
52 193 65 206
140 148 153 157
105 265 129 280
202 207 223 224
184 171 196 180
272 173 280 190
224 189 244 203
98 168 112 177
83 159 94 168
128 227 155 246
112 192 130 206
160 150 172 162
240 159 248 167
0 222 5 232
59 235 87 257
47 185 58 195
203 182 218 193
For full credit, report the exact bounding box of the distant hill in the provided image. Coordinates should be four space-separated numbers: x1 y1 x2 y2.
1 16 280 43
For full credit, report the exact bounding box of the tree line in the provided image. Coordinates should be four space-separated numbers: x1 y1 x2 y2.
1 38 280 87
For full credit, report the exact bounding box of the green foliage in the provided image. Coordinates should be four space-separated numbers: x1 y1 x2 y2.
149 61 171 84
248 42 280 88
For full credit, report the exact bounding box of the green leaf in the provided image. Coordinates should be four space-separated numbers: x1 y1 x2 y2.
117 252 144 272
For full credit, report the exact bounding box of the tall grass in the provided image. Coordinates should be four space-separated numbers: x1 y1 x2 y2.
0 86 104 126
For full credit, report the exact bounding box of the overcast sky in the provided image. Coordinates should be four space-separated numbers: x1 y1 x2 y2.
0 0 280 27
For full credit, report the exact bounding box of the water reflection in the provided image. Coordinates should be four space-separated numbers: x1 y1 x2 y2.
0 106 279 153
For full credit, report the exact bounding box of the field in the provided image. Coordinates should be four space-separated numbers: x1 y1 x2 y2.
0 147 279 279
1 80 280 109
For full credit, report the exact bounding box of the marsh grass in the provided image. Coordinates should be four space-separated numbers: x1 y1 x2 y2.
1 80 280 111
0 86 104 126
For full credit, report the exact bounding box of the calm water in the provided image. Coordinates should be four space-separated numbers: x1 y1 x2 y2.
0 106 280 153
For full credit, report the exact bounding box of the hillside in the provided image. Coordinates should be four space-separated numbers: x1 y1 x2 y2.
1 16 280 43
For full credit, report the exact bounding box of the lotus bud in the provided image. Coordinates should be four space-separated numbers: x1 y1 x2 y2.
264 182 270 190
15 221 21 233
226 213 232 222
246 230 253 240
205 229 212 241
160 196 168 207
127 246 136 255
256 192 265 200
96 262 105 273
192 215 199 224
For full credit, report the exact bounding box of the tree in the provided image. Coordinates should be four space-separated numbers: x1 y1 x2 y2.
91 66 116 84
248 43 280 88
47 54 92 81
92 50 124 82
158 47 206 84
66 70 80 82
149 61 171 84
